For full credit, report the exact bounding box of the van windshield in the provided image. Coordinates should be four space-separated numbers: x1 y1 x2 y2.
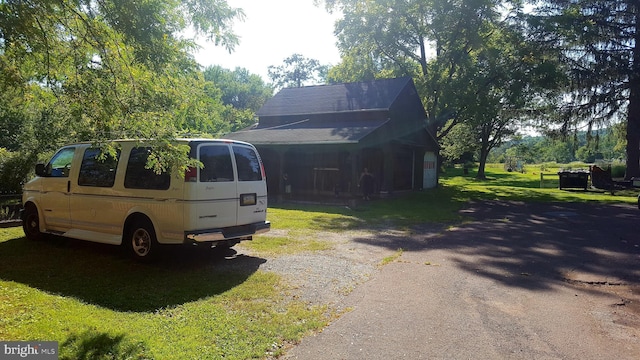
46 147 75 177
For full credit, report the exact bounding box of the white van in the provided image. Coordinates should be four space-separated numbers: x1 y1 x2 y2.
21 139 270 259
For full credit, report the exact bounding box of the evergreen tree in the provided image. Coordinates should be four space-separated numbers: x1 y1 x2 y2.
526 0 639 178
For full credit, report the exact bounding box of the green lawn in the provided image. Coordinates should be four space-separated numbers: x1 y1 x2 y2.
1 164 637 359
0 226 327 359
443 164 638 205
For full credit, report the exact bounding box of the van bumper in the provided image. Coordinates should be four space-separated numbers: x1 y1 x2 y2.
184 221 271 243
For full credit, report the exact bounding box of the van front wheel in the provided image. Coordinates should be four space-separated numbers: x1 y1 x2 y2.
127 220 158 260
23 205 43 241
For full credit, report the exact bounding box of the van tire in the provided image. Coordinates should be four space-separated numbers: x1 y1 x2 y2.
23 204 43 241
126 219 158 260
216 239 241 249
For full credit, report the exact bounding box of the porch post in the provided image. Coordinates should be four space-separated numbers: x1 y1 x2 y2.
383 143 395 194
277 148 286 202
350 149 359 196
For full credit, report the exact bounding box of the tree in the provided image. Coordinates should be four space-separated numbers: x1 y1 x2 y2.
322 0 562 179
322 0 506 131
0 0 243 179
267 54 329 88
439 121 478 165
203 65 274 133
462 19 564 179
526 0 639 178
204 66 273 112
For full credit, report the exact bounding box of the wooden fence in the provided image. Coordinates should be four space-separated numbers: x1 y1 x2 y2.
539 173 560 189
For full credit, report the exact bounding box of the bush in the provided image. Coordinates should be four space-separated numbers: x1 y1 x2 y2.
611 163 626 178
0 149 36 193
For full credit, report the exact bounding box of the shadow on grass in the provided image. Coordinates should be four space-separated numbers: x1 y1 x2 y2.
350 200 640 292
0 235 265 312
269 186 467 231
60 329 149 360
468 172 546 188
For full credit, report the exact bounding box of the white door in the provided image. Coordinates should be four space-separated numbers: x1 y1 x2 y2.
40 146 77 231
69 147 122 242
190 143 238 229
232 144 268 225
423 152 437 189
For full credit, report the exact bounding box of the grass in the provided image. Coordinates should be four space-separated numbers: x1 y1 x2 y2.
379 248 404 266
441 164 638 204
0 227 327 359
265 185 464 231
244 235 332 256
2 164 637 359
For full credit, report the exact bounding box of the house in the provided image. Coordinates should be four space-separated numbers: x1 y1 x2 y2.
225 77 439 198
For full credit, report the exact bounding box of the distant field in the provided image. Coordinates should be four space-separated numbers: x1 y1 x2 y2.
441 163 638 205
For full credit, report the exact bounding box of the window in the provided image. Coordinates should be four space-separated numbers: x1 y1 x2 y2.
124 147 171 190
46 147 76 178
199 145 234 182
233 145 262 182
78 148 120 187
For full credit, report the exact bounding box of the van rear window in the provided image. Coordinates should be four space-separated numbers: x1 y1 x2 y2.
233 145 263 182
199 145 234 182
124 147 171 190
78 148 120 187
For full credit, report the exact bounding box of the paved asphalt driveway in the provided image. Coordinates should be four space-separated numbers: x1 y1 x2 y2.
284 201 640 359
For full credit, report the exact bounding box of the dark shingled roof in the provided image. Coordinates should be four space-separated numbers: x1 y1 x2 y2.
226 77 423 145
227 118 390 145
256 77 412 117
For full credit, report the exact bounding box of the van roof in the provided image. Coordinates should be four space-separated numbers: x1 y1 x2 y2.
63 138 254 146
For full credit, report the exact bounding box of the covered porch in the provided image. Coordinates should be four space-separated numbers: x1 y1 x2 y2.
258 141 427 199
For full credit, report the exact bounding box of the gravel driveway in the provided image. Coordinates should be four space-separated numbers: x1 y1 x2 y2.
240 228 419 311
242 200 640 359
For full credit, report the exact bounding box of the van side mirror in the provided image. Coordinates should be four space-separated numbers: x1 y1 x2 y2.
35 164 46 177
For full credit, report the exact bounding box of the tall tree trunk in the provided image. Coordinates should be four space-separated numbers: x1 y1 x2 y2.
626 2 640 180
476 148 489 180
476 133 490 180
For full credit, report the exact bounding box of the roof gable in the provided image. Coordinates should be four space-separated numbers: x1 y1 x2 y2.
257 77 413 117
226 77 433 147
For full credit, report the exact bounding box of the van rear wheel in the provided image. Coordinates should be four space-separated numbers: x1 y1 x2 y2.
127 220 158 260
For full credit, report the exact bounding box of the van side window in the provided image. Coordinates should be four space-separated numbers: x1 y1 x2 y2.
233 145 262 181
124 147 171 190
199 145 234 182
46 147 76 177
78 148 120 187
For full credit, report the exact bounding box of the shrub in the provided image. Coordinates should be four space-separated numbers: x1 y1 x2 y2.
611 163 626 178
0 149 36 193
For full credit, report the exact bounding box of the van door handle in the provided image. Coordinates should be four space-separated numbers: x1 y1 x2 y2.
67 181 70 192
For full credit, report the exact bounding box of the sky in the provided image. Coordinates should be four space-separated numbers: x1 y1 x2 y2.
192 0 342 82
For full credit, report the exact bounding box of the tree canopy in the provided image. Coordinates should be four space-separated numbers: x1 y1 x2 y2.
0 0 245 178
267 53 329 89
525 0 639 178
203 65 273 132
321 0 562 178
